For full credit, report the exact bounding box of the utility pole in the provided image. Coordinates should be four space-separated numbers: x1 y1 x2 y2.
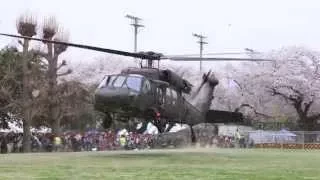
193 33 208 72
126 14 144 66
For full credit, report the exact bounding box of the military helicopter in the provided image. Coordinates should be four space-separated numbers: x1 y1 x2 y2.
0 33 272 142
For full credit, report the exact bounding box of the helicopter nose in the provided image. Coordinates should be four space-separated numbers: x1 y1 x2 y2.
94 87 138 111
95 87 131 102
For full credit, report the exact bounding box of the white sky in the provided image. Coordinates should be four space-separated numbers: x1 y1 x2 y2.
0 0 320 69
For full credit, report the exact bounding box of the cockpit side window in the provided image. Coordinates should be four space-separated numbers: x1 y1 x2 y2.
97 76 109 88
98 74 143 92
108 76 117 86
126 76 143 92
171 89 178 105
166 88 172 104
98 75 117 88
113 76 126 87
171 89 177 99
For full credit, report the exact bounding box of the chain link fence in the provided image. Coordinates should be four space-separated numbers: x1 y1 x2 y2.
246 130 320 149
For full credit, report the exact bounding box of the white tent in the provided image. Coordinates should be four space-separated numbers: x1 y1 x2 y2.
248 130 274 144
278 129 296 136
276 129 297 142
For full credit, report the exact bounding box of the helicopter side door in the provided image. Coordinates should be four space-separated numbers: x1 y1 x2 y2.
156 87 165 107
140 78 153 109
163 87 177 119
170 88 182 122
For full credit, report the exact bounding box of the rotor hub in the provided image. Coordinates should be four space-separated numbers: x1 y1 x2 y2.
138 51 163 60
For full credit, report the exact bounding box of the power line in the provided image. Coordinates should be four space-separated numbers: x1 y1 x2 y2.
193 33 208 72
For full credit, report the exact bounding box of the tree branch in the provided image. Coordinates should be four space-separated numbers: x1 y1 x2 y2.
274 85 303 97
57 60 67 71
304 100 314 115
0 101 21 112
234 103 272 118
268 87 299 103
233 79 242 90
30 49 49 60
57 69 72 76
308 113 320 121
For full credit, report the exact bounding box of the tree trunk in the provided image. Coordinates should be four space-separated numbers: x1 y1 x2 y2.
22 117 31 152
22 39 31 153
52 115 61 135
48 55 60 136
48 87 60 135
298 116 318 142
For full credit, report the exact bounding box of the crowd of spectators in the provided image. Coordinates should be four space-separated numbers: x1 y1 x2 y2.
0 130 154 153
0 129 251 153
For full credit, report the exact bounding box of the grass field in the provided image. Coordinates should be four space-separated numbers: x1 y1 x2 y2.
0 148 320 180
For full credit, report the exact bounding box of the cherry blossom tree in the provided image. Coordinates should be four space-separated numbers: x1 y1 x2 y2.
228 46 320 130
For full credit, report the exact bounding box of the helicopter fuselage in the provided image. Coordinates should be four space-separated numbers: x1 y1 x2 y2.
94 70 204 127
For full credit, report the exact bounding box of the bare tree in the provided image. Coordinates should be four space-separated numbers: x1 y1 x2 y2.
35 17 72 135
16 13 38 152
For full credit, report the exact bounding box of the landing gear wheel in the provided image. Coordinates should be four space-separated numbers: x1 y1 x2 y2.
143 109 166 133
154 118 167 133
213 125 219 136
102 113 113 129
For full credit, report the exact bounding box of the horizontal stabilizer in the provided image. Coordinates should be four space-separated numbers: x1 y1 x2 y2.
205 110 244 124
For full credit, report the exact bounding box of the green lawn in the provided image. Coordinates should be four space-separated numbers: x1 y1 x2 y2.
0 148 319 180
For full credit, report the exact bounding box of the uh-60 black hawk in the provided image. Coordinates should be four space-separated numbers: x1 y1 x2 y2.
0 33 272 142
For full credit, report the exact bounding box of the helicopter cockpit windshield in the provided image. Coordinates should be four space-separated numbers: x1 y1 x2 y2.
98 74 143 92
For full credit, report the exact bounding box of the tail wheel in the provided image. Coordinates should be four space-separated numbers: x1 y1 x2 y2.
213 125 219 136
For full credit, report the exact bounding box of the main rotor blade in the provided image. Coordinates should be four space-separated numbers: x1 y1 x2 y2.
166 52 260 57
0 33 156 60
162 56 273 61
